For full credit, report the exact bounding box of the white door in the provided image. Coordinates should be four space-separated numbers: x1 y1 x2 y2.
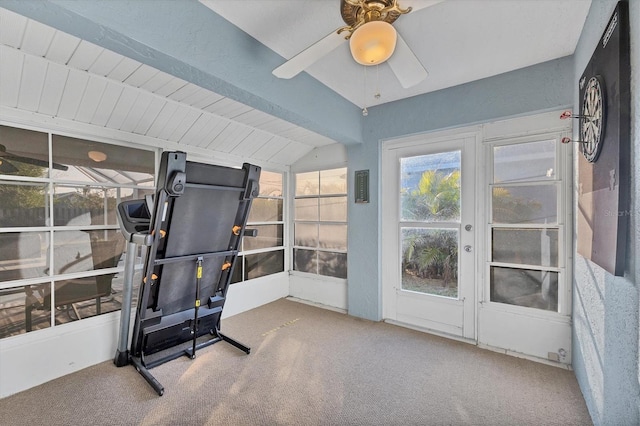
382 132 477 340
478 131 572 364
381 112 573 365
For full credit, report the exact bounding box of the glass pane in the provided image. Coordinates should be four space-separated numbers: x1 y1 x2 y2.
294 248 316 274
319 224 347 251
490 266 558 312
53 185 119 226
492 228 558 267
258 171 283 197
0 232 49 282
318 251 347 278
0 284 52 337
0 125 49 178
245 250 284 280
401 228 459 298
294 223 317 248
492 185 557 224
493 140 556 183
0 181 48 227
401 151 461 222
319 196 347 222
121 187 156 204
51 135 154 184
242 224 283 251
248 198 283 222
320 168 347 195
50 274 117 323
296 171 319 196
295 198 318 221
53 230 125 275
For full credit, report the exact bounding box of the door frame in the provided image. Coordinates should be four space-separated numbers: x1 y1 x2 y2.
381 126 481 342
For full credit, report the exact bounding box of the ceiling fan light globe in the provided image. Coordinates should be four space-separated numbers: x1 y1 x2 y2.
349 21 397 65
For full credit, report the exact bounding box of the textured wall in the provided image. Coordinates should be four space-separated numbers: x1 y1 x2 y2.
571 1 640 424
346 56 574 320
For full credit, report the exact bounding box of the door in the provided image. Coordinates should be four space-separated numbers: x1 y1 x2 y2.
382 133 476 340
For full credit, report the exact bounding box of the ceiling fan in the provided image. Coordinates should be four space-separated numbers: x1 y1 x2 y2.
0 144 68 173
273 0 443 89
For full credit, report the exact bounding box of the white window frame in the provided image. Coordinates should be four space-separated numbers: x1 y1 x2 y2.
291 167 348 280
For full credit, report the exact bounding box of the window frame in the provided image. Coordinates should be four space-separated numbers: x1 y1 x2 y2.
292 167 348 280
231 169 287 284
0 123 157 338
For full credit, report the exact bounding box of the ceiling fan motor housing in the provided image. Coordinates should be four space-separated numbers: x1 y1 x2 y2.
340 0 407 27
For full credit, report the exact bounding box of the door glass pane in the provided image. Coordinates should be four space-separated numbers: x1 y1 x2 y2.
492 185 557 224
493 140 556 183
492 228 558 267
401 151 461 222
0 125 49 178
0 181 48 227
0 232 49 282
490 266 558 312
401 228 458 298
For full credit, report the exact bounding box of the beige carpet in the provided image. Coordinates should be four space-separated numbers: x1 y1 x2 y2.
0 298 591 425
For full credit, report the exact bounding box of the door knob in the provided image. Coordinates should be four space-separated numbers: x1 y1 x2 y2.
465 224 472 231
464 245 472 252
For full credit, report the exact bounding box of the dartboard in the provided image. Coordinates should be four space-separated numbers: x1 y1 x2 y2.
580 75 606 163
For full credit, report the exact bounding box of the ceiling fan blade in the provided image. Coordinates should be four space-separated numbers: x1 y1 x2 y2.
388 33 428 89
273 30 346 79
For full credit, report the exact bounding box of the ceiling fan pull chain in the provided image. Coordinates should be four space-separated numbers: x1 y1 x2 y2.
375 64 381 100
362 65 369 116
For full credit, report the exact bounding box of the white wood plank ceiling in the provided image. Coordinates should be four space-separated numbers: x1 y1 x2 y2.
0 7 336 167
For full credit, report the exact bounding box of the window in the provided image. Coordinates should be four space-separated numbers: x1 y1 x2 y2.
231 170 285 283
0 125 155 338
488 139 562 312
293 168 347 279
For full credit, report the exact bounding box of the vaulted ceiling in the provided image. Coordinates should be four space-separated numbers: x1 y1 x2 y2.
0 1 591 168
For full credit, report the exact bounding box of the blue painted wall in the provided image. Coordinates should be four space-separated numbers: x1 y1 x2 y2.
347 56 574 320
2 1 638 422
571 1 640 424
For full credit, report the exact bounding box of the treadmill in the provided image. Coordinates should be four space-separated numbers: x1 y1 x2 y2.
114 151 260 395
